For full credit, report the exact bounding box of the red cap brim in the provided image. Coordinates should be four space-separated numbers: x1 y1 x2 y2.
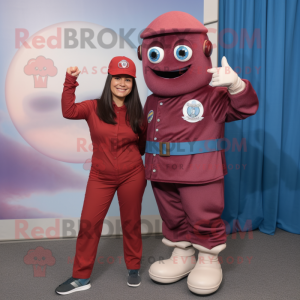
108 69 136 78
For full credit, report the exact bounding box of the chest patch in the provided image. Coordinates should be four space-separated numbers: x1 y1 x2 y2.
182 100 204 123
147 110 154 123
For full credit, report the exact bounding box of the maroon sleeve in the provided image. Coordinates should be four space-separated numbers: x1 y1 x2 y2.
209 79 259 123
61 72 92 120
138 119 148 156
138 99 149 156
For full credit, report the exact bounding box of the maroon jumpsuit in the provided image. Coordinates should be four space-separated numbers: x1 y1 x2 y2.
61 72 147 279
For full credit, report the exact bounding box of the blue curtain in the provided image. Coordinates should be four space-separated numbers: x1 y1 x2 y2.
219 0 300 235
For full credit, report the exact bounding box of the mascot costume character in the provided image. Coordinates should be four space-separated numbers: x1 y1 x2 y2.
138 11 259 295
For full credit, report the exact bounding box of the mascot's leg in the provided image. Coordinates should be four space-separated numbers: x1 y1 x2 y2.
149 237 196 283
149 181 196 283
177 178 227 294
187 243 226 295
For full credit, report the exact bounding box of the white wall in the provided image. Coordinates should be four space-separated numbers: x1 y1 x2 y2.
204 0 219 68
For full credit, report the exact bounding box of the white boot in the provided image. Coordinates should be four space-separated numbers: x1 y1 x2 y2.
187 243 226 295
149 237 196 283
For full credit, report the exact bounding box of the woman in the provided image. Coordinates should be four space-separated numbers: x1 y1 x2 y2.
55 56 147 295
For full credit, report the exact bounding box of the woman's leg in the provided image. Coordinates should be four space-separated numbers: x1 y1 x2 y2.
117 168 147 270
72 177 117 279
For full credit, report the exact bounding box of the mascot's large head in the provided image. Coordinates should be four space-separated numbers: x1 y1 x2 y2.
138 11 213 97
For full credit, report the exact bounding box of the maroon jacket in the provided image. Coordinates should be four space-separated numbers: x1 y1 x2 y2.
62 72 147 179
144 79 259 184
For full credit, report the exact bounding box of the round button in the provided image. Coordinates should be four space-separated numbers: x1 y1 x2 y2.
156 129 159 132
157 119 160 122
160 102 163 105
153 154 156 156
154 137 157 140
153 169 156 172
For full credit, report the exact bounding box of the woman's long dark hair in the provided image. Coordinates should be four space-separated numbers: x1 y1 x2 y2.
96 74 144 134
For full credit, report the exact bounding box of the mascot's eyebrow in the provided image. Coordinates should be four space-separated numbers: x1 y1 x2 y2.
174 39 193 47
147 40 164 49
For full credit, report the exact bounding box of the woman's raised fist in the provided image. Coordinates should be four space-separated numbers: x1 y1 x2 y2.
66 66 81 78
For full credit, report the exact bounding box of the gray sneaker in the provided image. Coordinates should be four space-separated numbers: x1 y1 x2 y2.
55 277 91 295
127 269 141 287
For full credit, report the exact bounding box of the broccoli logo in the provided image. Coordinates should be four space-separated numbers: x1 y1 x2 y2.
23 246 56 277
24 56 57 88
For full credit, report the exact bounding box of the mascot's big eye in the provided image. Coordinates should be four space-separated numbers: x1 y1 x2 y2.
174 45 193 62
147 47 164 64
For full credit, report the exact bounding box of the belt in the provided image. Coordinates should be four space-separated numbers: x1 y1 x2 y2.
145 139 226 157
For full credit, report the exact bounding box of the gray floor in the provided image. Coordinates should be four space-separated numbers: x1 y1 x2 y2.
1 229 300 300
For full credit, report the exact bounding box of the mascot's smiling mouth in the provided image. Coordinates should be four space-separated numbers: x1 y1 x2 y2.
151 65 191 79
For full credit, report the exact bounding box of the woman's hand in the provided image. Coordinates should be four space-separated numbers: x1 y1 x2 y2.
66 66 81 78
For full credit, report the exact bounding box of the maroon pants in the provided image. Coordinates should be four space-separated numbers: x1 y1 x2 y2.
151 178 226 249
72 166 147 279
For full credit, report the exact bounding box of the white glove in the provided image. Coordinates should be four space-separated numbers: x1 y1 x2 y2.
207 56 246 95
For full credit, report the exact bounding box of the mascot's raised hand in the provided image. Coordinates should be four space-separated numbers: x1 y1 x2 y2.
207 56 246 95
